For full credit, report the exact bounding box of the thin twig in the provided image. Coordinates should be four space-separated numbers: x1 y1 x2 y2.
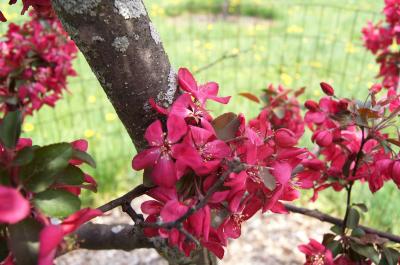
285 204 400 243
178 225 201 246
122 202 144 224
97 184 150 213
193 48 251 74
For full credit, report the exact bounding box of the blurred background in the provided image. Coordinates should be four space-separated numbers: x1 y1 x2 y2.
2 0 399 235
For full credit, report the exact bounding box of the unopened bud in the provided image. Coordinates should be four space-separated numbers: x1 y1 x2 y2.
320 82 335 96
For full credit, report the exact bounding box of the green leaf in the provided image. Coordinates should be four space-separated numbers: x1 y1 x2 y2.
13 146 38 166
8 219 42 265
0 168 10 185
211 112 241 141
382 248 400 265
330 224 342 235
55 165 85 186
0 235 8 262
0 111 22 149
322 233 336 245
23 143 73 193
353 203 368 213
259 167 276 190
326 240 343 257
351 227 366 237
72 149 96 168
346 207 360 229
33 190 81 218
350 241 380 264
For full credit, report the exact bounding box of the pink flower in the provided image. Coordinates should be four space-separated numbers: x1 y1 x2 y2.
141 187 211 256
178 68 230 106
0 186 30 224
38 208 102 265
312 130 333 147
132 117 187 187
298 239 333 265
169 93 215 132
262 162 299 213
275 128 298 147
173 126 230 175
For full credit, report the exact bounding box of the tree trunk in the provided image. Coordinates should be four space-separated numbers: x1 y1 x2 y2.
51 1 216 264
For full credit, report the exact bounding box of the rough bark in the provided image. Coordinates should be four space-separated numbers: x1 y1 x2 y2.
51 0 177 151
51 1 216 264
75 223 152 250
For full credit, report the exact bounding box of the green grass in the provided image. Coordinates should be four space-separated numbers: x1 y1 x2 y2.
160 0 278 20
3 0 400 232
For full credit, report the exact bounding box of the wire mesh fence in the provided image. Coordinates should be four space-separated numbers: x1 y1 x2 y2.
2 1 399 231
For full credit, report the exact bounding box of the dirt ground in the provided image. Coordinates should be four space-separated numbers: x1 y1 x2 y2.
56 203 330 265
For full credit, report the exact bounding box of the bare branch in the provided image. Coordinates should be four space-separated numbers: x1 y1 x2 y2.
194 48 251 74
97 184 150 213
285 204 400 243
74 223 152 251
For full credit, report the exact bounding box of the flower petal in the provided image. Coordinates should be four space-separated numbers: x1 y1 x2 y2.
0 186 30 224
178 68 197 94
202 241 225 259
61 208 102 234
141 200 163 215
132 147 161 170
167 114 187 143
145 120 164 146
38 225 64 265
160 200 188 223
152 154 177 188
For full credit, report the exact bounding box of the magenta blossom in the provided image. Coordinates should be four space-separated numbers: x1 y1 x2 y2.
178 68 231 106
132 116 187 187
298 239 333 265
173 126 231 176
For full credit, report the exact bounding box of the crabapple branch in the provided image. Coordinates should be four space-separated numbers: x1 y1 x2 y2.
284 204 400 244
97 184 150 213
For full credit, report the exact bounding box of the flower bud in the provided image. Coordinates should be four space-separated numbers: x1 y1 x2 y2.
320 82 335 96
369 83 382 94
338 99 349 110
312 130 333 147
275 128 298 147
304 100 319 111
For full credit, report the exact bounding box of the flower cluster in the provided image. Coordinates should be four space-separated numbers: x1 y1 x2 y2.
297 82 400 264
362 0 400 93
299 82 400 198
0 0 53 22
0 11 77 116
255 83 305 138
133 68 310 258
